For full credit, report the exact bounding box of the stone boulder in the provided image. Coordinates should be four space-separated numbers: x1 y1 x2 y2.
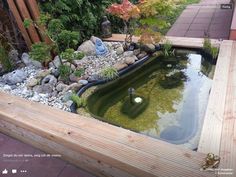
49 56 62 69
115 46 124 55
141 44 156 53
2 70 27 85
27 78 38 87
41 75 57 86
123 51 134 57
33 84 54 94
137 52 148 59
124 56 137 65
77 40 96 56
113 62 128 71
21 53 42 68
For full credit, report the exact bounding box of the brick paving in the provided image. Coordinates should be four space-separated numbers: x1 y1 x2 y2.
0 132 95 177
167 0 233 39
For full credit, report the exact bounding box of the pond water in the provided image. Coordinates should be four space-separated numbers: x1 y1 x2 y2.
87 49 215 149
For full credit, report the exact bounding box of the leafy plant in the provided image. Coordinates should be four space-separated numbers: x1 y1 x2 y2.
211 46 219 59
71 93 86 108
29 42 51 64
60 49 84 64
162 40 175 56
57 30 80 51
74 68 85 77
0 46 12 72
203 38 219 59
58 64 71 82
100 67 119 80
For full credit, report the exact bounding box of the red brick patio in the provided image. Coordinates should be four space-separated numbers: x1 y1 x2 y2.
167 0 233 39
0 132 95 177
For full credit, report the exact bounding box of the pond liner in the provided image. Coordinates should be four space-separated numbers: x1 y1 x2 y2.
70 54 150 113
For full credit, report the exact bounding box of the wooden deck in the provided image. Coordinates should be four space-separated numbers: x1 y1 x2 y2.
0 36 235 176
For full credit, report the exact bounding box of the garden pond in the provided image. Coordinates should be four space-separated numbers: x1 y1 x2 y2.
86 49 215 149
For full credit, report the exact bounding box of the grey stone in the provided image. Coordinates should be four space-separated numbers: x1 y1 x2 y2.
90 36 101 44
77 40 96 56
33 84 53 94
88 74 101 81
49 56 62 68
124 56 137 65
3 85 11 91
63 83 82 92
56 83 68 92
123 51 134 57
141 44 156 53
113 62 128 71
69 73 79 83
41 75 57 86
51 68 60 78
27 78 38 87
21 53 42 68
35 70 51 79
137 52 147 59
2 70 27 85
79 79 88 85
115 46 124 55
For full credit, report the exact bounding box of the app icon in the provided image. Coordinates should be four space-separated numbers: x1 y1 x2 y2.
2 169 8 175
12 169 17 174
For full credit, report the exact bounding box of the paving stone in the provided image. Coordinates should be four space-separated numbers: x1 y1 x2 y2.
192 17 212 24
189 23 209 31
185 30 206 38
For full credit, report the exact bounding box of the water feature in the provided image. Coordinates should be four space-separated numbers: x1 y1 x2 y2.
87 49 215 149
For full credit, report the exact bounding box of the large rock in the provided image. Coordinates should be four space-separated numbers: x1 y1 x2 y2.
49 56 62 68
2 70 27 85
41 75 57 86
35 69 51 79
56 82 68 92
141 44 156 53
33 84 53 94
123 51 134 57
63 83 82 92
77 40 96 56
79 79 88 85
90 36 100 44
69 73 79 83
115 46 124 55
124 56 137 65
21 53 42 68
113 62 128 71
27 78 38 87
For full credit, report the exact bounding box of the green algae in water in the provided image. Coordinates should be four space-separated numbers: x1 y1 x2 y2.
87 49 214 145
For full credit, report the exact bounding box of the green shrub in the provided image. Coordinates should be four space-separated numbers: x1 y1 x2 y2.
203 38 211 53
71 94 86 108
0 46 12 72
162 40 174 56
57 30 80 51
58 64 71 82
60 49 84 64
211 46 219 59
74 68 85 77
100 67 118 80
203 38 219 59
29 42 51 63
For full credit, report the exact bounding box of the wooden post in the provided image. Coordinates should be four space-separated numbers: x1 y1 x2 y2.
7 0 32 48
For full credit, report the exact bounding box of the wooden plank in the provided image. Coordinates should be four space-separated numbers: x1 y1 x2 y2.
0 92 214 177
7 0 32 48
15 0 40 43
0 91 208 171
103 34 221 48
24 0 52 44
198 40 233 155
0 119 134 177
219 42 236 176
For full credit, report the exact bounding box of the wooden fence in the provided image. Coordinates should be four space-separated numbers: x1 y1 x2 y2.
0 1 26 52
6 0 51 49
